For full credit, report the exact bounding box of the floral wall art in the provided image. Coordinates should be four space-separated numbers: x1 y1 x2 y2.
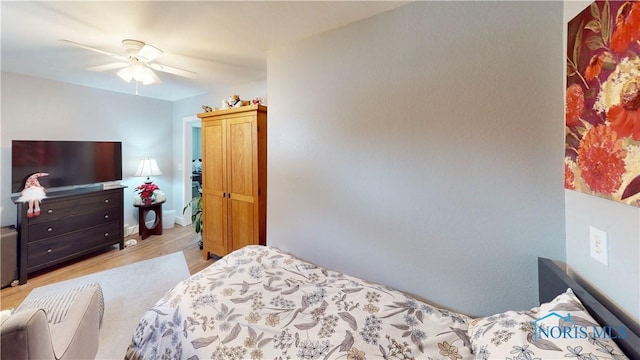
566 0 640 207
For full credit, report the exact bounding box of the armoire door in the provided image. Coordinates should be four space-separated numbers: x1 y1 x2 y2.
201 119 228 258
227 115 259 252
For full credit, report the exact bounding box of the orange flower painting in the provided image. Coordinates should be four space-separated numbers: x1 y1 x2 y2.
566 0 640 207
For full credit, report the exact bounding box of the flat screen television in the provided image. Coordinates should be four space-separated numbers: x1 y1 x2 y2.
12 140 122 193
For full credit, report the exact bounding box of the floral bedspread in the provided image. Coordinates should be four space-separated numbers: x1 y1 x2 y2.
125 245 473 360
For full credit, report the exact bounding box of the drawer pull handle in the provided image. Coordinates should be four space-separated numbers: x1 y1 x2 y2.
47 209 53 214
47 227 53 232
104 232 109 237
104 199 110 203
104 214 109 219
46 248 52 253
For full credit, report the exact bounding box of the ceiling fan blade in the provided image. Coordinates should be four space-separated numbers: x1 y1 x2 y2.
87 62 129 72
137 44 163 63
149 63 198 79
59 39 128 61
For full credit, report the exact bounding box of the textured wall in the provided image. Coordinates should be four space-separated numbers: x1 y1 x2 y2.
267 1 565 316
1 72 173 230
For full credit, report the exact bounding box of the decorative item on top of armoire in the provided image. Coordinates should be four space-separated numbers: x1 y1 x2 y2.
220 94 251 109
197 104 267 259
565 0 640 208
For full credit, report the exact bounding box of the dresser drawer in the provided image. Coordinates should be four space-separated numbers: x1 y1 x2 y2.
27 222 121 269
27 206 121 242
27 191 122 224
16 187 125 284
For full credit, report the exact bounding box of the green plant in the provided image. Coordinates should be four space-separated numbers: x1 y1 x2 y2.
183 196 203 234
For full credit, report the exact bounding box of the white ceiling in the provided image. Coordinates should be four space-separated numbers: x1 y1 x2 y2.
1 1 409 101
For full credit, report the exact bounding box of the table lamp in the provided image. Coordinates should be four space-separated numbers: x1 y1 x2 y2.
135 158 162 184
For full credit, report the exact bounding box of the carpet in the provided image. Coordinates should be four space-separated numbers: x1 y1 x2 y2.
22 252 191 360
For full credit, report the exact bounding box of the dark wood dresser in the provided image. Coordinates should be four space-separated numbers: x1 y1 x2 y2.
15 186 124 283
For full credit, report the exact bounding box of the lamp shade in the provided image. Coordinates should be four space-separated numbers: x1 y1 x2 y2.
135 158 162 180
117 60 157 85
117 67 133 83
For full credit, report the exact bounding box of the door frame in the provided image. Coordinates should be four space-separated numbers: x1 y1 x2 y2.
178 115 201 226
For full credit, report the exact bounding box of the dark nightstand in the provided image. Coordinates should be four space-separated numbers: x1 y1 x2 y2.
134 200 165 240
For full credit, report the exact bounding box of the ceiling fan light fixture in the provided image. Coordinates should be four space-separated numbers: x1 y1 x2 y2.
60 38 193 88
117 67 133 83
139 67 156 85
117 61 156 85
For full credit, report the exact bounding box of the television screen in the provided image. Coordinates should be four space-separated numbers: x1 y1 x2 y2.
12 140 122 193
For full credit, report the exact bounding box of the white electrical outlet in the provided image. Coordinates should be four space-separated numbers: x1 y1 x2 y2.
589 226 608 266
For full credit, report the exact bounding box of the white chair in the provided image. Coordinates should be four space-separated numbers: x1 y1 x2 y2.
1 283 104 359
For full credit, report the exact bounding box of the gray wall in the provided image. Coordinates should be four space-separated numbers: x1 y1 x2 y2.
563 1 640 322
267 1 565 316
1 72 173 231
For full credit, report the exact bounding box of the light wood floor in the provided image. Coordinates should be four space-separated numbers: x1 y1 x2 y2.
0 225 215 311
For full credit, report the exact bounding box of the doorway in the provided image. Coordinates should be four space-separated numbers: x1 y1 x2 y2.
180 115 201 225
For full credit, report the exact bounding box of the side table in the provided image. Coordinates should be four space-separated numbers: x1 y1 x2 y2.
134 200 165 240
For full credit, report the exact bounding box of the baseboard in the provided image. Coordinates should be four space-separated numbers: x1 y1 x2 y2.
125 225 139 236
125 221 186 237
175 216 190 226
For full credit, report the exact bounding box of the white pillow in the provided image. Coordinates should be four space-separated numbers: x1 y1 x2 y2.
468 289 628 360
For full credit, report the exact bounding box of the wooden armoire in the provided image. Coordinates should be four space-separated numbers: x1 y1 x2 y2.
197 104 267 258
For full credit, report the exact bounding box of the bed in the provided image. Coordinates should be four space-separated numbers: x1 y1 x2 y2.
537 258 640 359
125 246 639 359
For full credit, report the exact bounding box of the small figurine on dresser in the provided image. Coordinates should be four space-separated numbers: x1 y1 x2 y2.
16 172 49 218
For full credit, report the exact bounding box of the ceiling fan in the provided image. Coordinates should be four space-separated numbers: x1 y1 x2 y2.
59 39 197 85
